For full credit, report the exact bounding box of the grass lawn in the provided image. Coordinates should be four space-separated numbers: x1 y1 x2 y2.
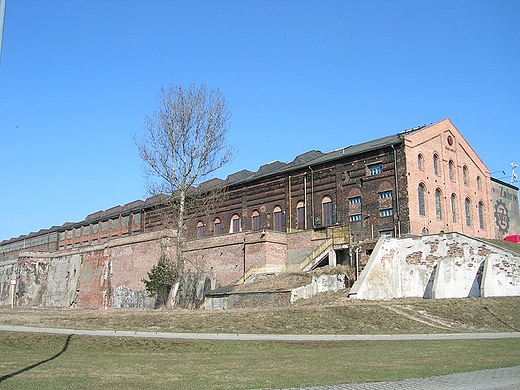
1 296 519 389
0 332 519 389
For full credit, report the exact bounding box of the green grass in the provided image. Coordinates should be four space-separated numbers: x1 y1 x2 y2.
0 332 519 390
1 296 519 389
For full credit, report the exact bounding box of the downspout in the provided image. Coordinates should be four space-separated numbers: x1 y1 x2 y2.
288 176 292 233
309 166 315 227
391 144 401 237
304 174 308 229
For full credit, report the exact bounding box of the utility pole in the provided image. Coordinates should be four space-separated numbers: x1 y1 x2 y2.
0 0 6 65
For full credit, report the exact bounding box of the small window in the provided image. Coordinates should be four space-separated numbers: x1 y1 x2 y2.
102 221 109 231
418 154 424 171
349 196 362 204
451 194 457 223
251 210 261 231
379 208 393 217
83 226 90 236
463 166 469 185
380 230 394 238
274 206 284 232
92 224 99 234
465 198 472 226
67 230 73 239
111 218 119 229
378 190 392 199
214 218 222 236
296 202 305 230
433 154 440 175
449 160 455 181
421 227 429 235
478 201 485 229
75 228 81 238
231 214 241 233
322 196 334 226
123 215 129 227
132 213 141 225
368 163 383 176
435 189 443 220
477 176 482 190
196 221 205 238
418 183 426 216
349 214 362 222
92 239 98 245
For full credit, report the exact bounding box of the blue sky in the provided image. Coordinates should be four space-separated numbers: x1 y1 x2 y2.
0 0 518 240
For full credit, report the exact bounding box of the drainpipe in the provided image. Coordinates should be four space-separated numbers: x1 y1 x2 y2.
288 176 292 233
309 166 315 227
304 174 308 229
391 144 401 237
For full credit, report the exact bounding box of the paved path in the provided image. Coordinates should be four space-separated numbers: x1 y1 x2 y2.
1 325 519 389
1 324 519 341
263 365 520 390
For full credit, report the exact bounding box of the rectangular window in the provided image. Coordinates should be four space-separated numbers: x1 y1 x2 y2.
102 221 109 231
379 208 394 217
123 215 129 227
296 207 305 230
368 163 383 176
83 226 90 236
132 213 141 225
252 215 261 231
92 239 98 245
67 230 73 239
349 196 362 205
75 228 81 238
59 232 65 240
111 218 119 229
274 211 284 231
232 218 240 233
92 224 99 234
379 191 392 199
322 202 333 226
214 222 222 236
349 214 362 222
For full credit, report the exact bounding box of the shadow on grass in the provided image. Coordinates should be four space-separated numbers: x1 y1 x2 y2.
0 334 72 383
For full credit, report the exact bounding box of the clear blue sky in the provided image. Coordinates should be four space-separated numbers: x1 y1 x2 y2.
0 0 518 240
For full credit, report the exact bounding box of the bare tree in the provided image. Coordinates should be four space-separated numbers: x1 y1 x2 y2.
135 84 233 308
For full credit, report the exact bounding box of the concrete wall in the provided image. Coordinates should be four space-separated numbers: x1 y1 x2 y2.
350 233 520 300
0 231 172 309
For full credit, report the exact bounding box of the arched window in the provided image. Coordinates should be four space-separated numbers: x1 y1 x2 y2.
465 198 472 226
296 201 305 230
478 201 485 229
418 183 426 216
422 227 429 235
322 196 333 226
251 210 260 231
231 214 241 233
214 218 222 236
435 188 443 220
451 194 457 223
418 154 424 171
273 206 284 232
463 166 469 185
433 154 440 176
196 221 205 238
449 160 455 181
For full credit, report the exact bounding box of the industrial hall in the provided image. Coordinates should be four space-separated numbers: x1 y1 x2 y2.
1 118 519 309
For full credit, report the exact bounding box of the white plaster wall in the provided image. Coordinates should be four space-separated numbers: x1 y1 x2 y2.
350 233 520 300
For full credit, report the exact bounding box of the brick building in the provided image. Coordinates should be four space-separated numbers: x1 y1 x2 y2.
1 118 518 308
